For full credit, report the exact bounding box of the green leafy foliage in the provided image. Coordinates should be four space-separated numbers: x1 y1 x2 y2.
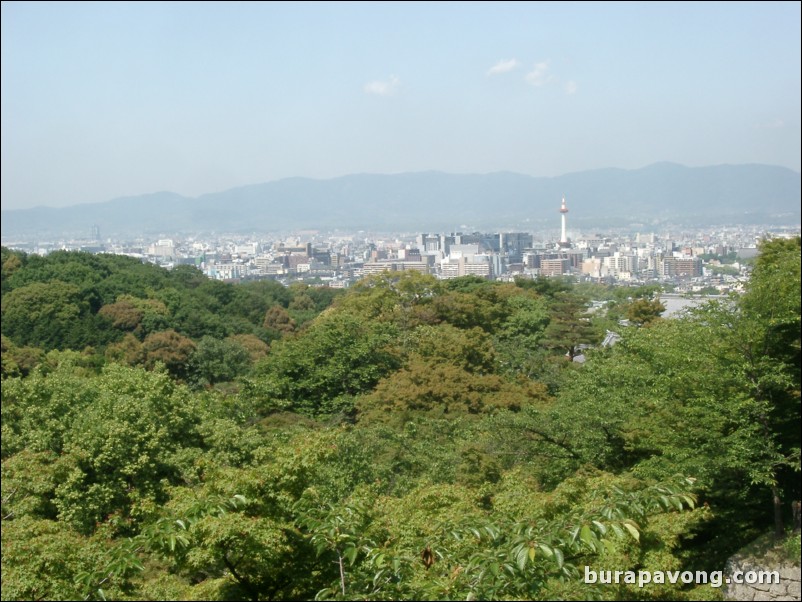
249 312 401 415
1 244 799 600
3 363 202 533
625 296 666 326
1 281 101 350
1 517 102 601
541 291 601 360
142 329 197 378
0 248 340 363
187 336 252 389
1 334 45 378
358 358 549 420
263 305 297 337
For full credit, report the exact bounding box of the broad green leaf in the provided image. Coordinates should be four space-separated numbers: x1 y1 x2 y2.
622 521 640 542
344 545 358 565
516 546 528 570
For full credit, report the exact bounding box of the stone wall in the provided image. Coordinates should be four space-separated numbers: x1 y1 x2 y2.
724 544 801 601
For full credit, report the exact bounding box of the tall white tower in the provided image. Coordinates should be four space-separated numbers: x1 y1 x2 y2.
559 195 569 245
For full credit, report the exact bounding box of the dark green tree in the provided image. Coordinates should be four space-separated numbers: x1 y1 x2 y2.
541 292 601 360
187 336 252 389
1 281 97 350
248 312 401 416
732 236 801 535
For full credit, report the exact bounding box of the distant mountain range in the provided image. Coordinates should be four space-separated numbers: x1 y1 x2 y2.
2 162 799 239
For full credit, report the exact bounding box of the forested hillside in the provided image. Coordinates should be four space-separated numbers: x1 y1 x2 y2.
1 239 799 601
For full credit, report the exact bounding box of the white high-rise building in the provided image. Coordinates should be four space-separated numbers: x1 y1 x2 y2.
559 196 570 246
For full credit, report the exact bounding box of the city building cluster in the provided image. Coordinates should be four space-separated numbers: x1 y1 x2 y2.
4 197 799 294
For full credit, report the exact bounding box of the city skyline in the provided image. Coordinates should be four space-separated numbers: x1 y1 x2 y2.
2 1 800 211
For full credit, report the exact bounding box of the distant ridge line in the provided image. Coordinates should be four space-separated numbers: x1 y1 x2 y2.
2 163 799 237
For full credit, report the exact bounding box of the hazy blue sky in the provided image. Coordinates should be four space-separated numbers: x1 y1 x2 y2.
2 1 800 210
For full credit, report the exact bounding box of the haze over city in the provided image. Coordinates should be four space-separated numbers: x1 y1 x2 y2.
1 1 800 212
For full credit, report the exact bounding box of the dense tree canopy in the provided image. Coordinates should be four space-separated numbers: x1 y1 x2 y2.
1 243 799 600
